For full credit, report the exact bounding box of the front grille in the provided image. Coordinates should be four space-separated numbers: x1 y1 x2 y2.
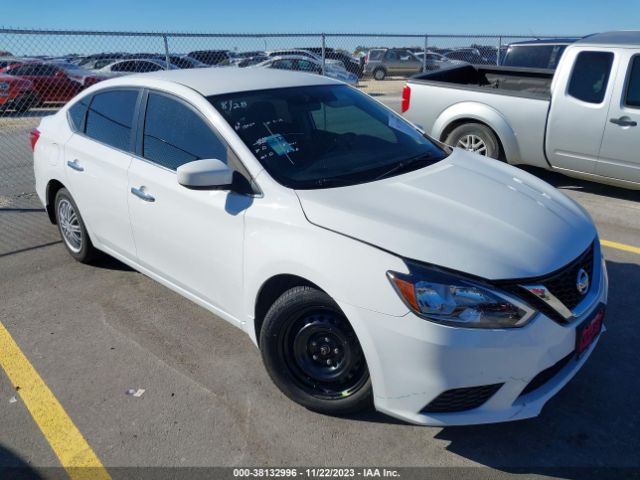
500 243 595 324
420 383 503 413
545 244 594 310
519 352 574 397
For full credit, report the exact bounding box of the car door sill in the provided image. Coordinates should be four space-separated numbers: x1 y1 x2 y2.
95 242 245 329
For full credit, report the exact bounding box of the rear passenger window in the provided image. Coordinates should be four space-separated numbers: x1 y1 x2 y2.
85 90 139 151
568 51 614 104
625 56 640 108
142 92 227 170
68 96 90 132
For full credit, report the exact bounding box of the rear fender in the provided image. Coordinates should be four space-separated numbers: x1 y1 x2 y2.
432 102 521 164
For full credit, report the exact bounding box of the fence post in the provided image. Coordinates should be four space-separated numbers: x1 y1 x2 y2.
423 34 428 72
321 33 326 76
497 35 502 66
163 35 171 70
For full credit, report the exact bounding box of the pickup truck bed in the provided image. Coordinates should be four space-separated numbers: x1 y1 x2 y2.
410 64 554 100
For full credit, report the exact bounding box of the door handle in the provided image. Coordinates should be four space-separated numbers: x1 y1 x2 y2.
66 159 84 172
130 186 155 203
610 116 637 127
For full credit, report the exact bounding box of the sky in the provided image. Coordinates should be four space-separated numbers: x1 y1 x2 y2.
3 0 640 35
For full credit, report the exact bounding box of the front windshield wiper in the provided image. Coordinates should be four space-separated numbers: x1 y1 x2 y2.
371 152 435 182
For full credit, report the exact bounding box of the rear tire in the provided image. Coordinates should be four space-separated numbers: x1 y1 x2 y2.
445 123 502 160
260 286 373 415
372 68 386 81
54 188 99 264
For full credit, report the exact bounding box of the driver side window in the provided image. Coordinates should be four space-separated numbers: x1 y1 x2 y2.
142 92 228 170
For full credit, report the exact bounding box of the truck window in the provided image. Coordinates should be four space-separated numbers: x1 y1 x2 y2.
625 56 640 108
567 51 614 104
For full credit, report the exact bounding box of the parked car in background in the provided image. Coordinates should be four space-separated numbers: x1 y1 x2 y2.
412 51 461 70
403 31 640 189
305 47 364 77
45 62 111 88
236 55 270 67
267 49 346 71
1 62 106 103
97 59 177 74
444 48 491 64
254 55 358 86
33 67 607 426
77 57 123 70
364 48 424 80
0 74 37 112
157 55 209 69
187 50 233 66
502 38 580 70
75 53 128 67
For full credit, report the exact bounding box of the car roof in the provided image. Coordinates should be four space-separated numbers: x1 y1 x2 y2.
509 38 581 46
123 67 339 96
576 31 640 47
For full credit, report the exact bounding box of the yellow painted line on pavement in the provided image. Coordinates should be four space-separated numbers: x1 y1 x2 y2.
601 239 640 255
0 321 111 480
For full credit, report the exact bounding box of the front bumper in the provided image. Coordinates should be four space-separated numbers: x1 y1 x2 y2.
339 257 608 426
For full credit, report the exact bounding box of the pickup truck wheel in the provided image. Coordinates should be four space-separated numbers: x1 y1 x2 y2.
373 68 386 81
446 123 501 160
260 286 373 415
54 188 99 264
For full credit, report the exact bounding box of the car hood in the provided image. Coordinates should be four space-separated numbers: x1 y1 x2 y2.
295 150 596 280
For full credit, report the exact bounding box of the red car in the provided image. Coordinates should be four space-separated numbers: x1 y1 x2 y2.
0 61 108 104
0 74 37 112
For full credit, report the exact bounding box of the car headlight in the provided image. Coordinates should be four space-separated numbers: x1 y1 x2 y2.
0 82 9 90
387 263 535 329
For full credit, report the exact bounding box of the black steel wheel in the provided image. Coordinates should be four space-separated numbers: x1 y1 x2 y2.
260 286 372 415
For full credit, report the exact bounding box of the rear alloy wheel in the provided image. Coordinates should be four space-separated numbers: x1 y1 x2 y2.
260 286 372 415
373 68 386 81
445 122 502 160
54 188 99 263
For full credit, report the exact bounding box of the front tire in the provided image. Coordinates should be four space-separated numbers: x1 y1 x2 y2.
445 122 502 160
54 188 98 263
260 286 373 415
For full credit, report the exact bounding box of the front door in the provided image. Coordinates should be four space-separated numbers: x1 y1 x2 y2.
127 91 248 320
545 49 617 173
597 53 640 183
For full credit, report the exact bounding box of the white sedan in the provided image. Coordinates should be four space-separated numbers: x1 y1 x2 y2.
32 68 607 425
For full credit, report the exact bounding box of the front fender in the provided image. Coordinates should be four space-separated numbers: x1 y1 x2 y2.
432 102 521 164
242 191 410 345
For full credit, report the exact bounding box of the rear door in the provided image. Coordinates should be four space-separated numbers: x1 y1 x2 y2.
596 52 640 183
63 88 140 258
545 49 617 173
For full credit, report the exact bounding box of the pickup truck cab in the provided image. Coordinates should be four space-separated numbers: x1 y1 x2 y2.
403 31 640 189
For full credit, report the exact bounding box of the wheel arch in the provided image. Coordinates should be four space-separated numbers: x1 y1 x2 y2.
253 274 324 345
45 178 66 224
432 102 521 164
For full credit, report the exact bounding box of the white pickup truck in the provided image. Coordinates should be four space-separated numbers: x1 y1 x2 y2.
402 31 640 189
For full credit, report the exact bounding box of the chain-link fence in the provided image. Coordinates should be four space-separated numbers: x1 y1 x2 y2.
0 28 573 257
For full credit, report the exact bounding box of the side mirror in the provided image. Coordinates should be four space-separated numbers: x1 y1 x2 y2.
55 70 66 78
177 159 233 189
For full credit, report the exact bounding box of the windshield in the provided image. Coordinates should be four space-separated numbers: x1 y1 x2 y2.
209 85 447 189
